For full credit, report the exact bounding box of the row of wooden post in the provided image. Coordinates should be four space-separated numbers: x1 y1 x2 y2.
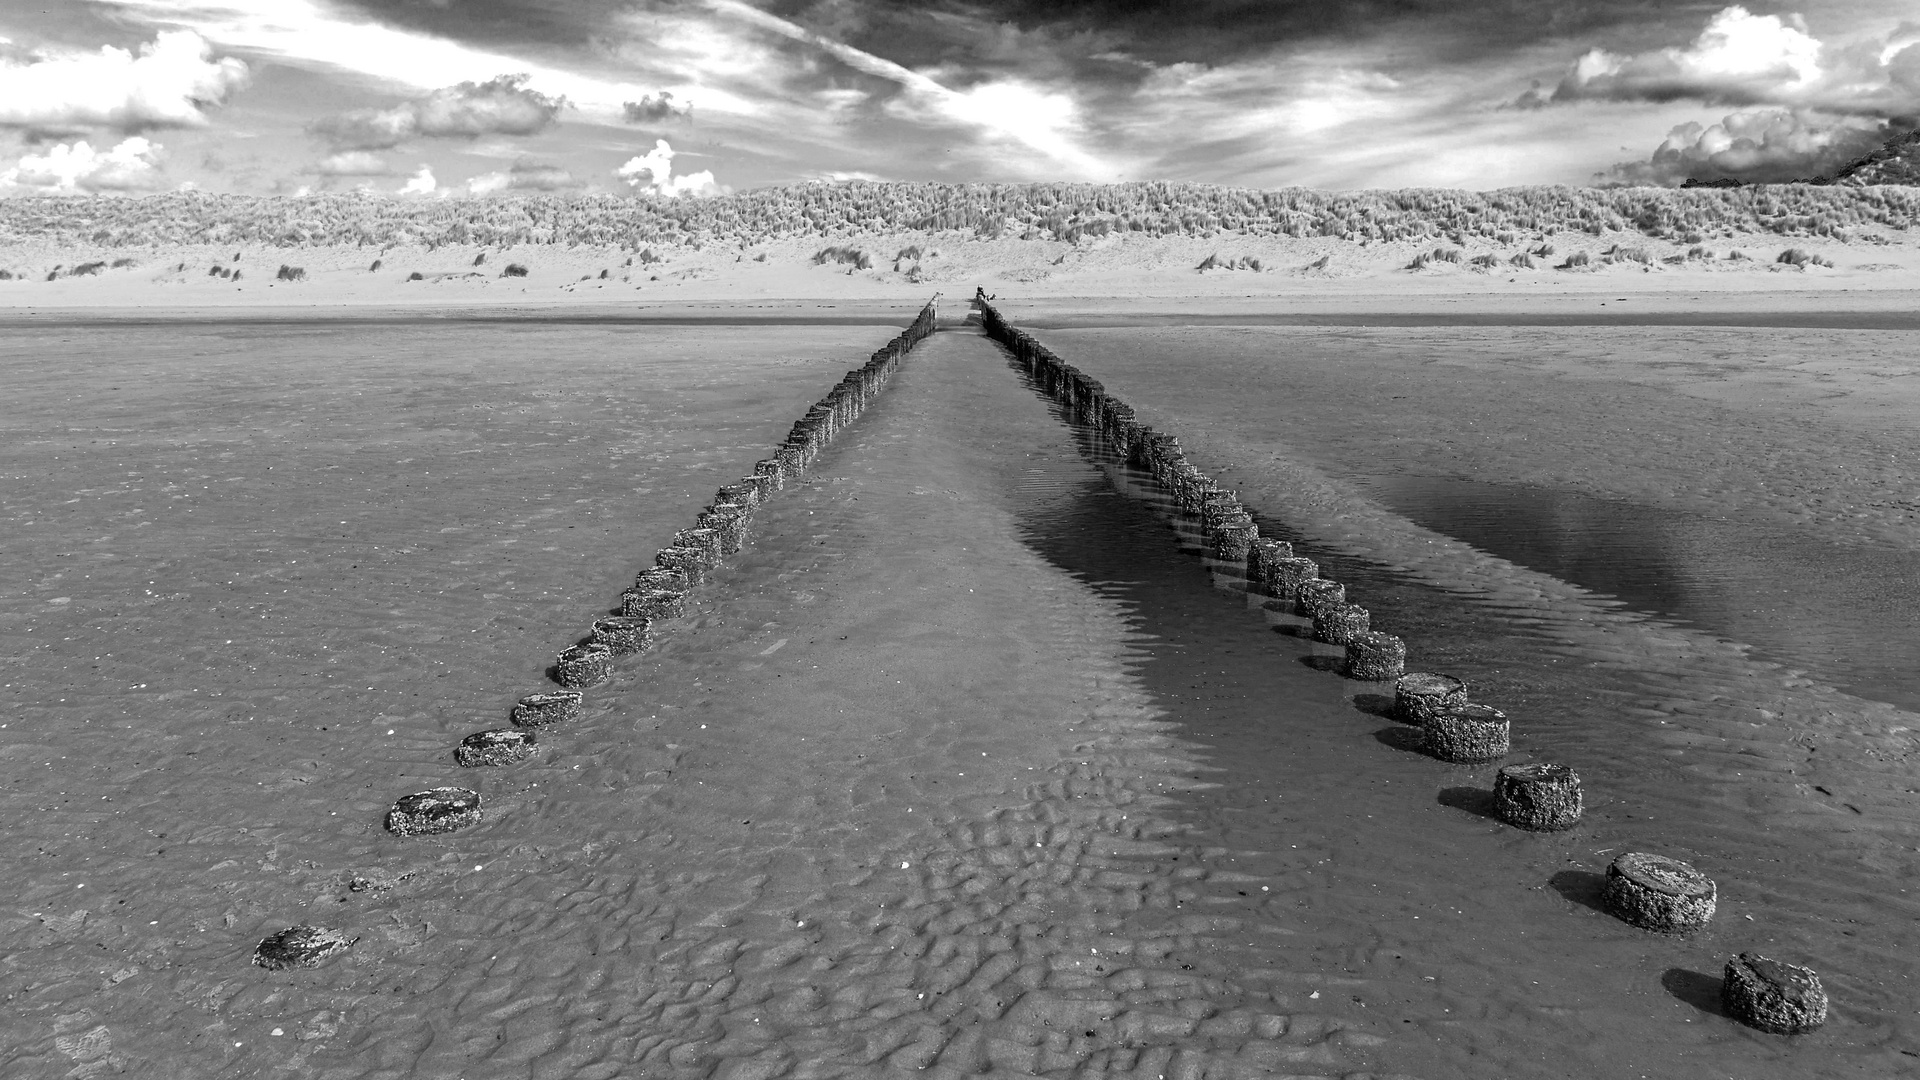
970 294 1826 1036
253 298 941 972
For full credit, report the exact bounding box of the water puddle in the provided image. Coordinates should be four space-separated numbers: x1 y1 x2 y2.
987 344 1920 1077
1352 473 1920 713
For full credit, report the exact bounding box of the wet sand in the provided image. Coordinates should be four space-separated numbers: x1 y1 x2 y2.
4 299 1918 1078
998 312 1920 1073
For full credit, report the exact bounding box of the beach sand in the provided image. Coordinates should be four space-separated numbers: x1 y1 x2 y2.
3 238 1918 1077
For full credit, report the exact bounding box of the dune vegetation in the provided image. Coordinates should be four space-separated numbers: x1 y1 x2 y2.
0 182 1914 254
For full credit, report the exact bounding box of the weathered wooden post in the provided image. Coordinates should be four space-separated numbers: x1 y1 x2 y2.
454 729 538 767
1601 852 1716 933
1722 954 1828 1034
1492 762 1582 830
511 690 581 727
1344 631 1407 681
384 787 483 836
553 642 613 688
1423 702 1509 762
1394 672 1467 723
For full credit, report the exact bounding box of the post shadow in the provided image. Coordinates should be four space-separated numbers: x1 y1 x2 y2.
1661 968 1730 1018
1548 869 1610 914
1437 785 1501 821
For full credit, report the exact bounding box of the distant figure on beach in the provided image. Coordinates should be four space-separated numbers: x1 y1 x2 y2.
975 285 995 302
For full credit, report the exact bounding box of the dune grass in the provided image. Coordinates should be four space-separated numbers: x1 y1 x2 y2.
0 182 1910 254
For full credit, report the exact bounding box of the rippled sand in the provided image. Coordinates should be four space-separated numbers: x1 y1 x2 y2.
5 304 1917 1079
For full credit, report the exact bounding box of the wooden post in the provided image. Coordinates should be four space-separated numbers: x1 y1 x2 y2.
511 690 581 727
454 729 537 767
1723 954 1828 1034
1601 852 1716 933
384 786 483 836
1423 703 1509 762
1493 763 1582 830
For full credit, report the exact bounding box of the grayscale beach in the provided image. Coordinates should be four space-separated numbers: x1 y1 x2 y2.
4 262 1917 1077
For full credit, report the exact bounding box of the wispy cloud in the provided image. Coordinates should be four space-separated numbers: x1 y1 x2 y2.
701 0 1115 179
51 0 1920 193
305 149 393 176
92 0 761 119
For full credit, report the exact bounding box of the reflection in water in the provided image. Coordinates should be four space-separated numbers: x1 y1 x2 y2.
989 354 1920 1075
1351 474 1920 712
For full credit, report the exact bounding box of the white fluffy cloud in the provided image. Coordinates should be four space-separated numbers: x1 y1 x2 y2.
0 30 248 133
1604 108 1890 185
615 139 720 196
2 137 168 192
1553 6 1920 117
399 166 439 195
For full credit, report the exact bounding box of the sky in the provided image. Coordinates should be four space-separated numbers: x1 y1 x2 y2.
0 0 1914 197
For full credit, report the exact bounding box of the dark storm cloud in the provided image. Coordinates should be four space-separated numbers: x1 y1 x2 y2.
764 0 1717 71
333 0 1711 73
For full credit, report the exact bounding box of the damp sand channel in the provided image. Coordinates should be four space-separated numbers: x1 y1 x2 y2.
5 311 1917 1078
998 314 1920 1074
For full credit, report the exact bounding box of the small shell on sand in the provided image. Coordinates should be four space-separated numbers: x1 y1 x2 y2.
1723 953 1828 1034
454 728 537 767
252 925 357 970
1394 672 1467 723
1492 762 1583 830
1602 852 1717 933
511 690 581 727
1344 631 1407 681
1423 703 1509 762
385 787 483 836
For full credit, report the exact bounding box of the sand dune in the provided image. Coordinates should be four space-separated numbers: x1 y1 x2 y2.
3 228 1919 314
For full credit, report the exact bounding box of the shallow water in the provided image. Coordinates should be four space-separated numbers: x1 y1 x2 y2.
991 330 1920 1076
1350 473 1920 713
1022 311 1920 331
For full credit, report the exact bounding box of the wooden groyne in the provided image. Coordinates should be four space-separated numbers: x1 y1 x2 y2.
972 291 1824 1034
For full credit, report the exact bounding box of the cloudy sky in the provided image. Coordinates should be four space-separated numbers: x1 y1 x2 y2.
0 0 1914 196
